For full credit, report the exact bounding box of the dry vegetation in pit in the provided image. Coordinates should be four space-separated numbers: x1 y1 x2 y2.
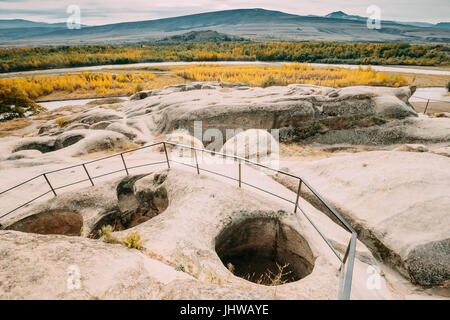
279 143 372 160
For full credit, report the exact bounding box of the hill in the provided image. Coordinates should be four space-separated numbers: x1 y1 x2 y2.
1 8 449 47
155 30 246 44
324 11 450 29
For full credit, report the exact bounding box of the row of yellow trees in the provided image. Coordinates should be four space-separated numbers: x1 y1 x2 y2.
176 63 410 87
0 64 411 102
1 42 448 73
0 72 157 99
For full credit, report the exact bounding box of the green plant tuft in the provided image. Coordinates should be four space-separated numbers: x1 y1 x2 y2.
121 231 144 250
98 225 119 244
175 264 185 272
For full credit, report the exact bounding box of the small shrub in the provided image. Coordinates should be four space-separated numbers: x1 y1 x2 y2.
175 264 185 272
135 84 143 93
244 263 293 286
98 225 119 244
54 116 71 127
0 83 46 121
372 117 386 125
227 262 235 274
121 231 144 250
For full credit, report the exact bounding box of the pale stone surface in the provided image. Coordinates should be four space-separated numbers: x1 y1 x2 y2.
0 167 392 300
126 83 418 142
274 151 450 288
0 82 448 300
162 129 204 158
220 129 279 160
2 82 448 162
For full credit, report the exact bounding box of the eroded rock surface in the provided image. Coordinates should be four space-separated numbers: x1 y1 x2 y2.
274 151 450 289
2 82 448 162
127 83 420 144
0 168 392 300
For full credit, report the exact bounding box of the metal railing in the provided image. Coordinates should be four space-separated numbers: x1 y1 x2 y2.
411 96 450 114
0 141 357 300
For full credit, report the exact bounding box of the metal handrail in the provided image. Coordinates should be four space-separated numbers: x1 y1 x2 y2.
0 140 357 300
410 95 450 114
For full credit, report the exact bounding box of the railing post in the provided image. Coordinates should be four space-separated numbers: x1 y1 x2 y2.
342 232 357 300
423 99 430 114
294 179 302 213
82 164 94 186
238 160 242 188
163 142 170 169
194 149 200 175
120 153 129 176
43 173 57 197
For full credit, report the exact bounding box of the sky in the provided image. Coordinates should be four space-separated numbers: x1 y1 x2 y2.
0 0 449 25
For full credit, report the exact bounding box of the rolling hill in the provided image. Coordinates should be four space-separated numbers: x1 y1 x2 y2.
1 8 449 47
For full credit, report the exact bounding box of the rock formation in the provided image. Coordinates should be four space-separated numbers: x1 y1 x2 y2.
0 168 393 300
274 151 450 290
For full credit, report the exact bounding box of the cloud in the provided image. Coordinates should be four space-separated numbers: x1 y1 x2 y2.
0 0 448 25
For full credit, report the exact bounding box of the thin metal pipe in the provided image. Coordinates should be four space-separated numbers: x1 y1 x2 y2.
164 142 301 178
126 161 168 171
82 164 94 186
238 161 242 188
342 232 357 300
53 178 91 191
338 262 346 300
91 168 126 180
194 149 200 174
0 174 42 195
120 153 129 176
300 179 355 233
294 179 302 213
43 173 56 197
342 236 352 265
0 140 356 299
163 142 170 169
0 190 52 219
295 204 343 262
413 96 450 103
423 99 430 114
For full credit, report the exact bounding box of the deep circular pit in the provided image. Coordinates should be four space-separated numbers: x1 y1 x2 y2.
6 210 83 236
215 217 315 286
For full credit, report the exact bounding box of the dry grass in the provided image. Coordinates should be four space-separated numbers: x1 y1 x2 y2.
79 142 142 160
280 143 332 160
0 117 31 132
384 71 450 87
280 143 370 160
0 117 34 137
32 111 69 121
86 97 125 106
54 116 72 127
410 101 450 114
244 263 294 286
0 72 186 101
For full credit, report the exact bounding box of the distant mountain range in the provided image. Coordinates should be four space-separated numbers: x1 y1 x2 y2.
0 8 449 47
325 11 449 28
